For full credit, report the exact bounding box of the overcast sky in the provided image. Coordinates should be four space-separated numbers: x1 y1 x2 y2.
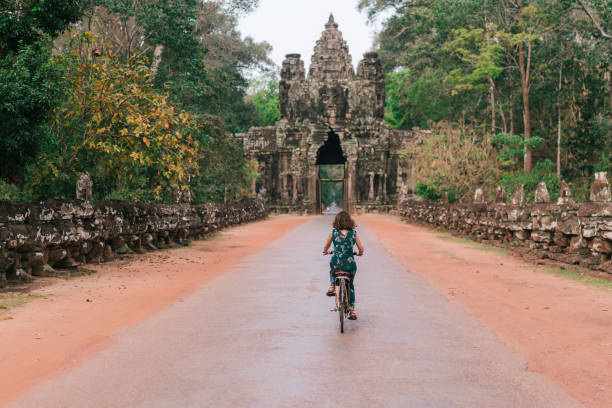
238 0 384 72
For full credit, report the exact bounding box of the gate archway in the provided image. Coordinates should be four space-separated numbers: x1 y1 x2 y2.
316 129 346 214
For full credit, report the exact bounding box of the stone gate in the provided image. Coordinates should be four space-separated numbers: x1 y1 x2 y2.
234 15 424 213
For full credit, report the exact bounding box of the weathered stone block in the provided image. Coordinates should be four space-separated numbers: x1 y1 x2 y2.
558 216 581 235
592 238 612 253
598 260 612 274
514 230 528 241
582 228 597 238
530 231 552 242
553 231 569 247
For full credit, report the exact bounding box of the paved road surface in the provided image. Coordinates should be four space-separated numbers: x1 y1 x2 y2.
11 216 580 408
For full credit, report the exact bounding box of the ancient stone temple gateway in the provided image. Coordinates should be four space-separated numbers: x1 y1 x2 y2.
234 15 423 213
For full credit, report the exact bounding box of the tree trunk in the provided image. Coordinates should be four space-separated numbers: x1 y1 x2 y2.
518 40 532 173
557 67 562 176
489 78 496 134
609 68 612 116
499 101 507 133
151 44 164 76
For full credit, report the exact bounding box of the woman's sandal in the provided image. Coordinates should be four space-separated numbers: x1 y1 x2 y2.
348 309 357 320
326 286 336 296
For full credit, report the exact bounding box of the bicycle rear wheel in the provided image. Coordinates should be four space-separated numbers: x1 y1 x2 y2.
338 281 345 333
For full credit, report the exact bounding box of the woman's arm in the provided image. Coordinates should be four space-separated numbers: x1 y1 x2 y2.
355 233 364 256
322 232 333 254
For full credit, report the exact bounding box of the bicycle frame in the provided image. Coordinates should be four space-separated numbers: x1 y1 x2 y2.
334 271 351 333
335 274 350 310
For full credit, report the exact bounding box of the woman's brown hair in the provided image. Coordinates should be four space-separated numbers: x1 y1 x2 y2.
333 211 356 230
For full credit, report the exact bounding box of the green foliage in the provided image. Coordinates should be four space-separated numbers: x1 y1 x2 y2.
407 123 501 201
416 183 458 203
490 133 545 168
499 159 561 203
27 40 199 202
319 164 345 179
0 41 66 181
385 70 458 129
0 180 24 201
368 0 611 195
321 182 344 208
415 183 440 202
0 1 273 204
246 76 280 127
443 27 504 94
191 114 254 203
0 0 84 54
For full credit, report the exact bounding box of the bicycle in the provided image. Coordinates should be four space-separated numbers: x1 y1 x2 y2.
325 251 357 333
334 269 352 333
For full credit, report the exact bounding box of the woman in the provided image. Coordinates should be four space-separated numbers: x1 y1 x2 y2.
322 211 364 320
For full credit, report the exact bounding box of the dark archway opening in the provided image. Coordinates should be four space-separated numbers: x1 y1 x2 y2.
317 129 346 213
316 129 346 165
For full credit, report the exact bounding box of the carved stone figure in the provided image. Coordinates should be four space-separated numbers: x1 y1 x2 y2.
590 172 611 202
557 180 574 204
173 188 181 204
511 184 524 205
494 186 506 203
535 182 550 203
182 188 192 204
474 188 485 204
76 172 93 201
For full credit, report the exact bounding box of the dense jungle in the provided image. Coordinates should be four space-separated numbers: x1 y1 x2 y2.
0 0 610 204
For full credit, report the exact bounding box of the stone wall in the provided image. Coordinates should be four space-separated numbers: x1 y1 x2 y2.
0 199 267 287
398 200 612 275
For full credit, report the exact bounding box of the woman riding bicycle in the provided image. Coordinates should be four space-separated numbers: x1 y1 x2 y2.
322 211 364 320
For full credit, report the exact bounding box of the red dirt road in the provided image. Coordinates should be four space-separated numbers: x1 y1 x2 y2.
359 214 612 408
0 215 308 407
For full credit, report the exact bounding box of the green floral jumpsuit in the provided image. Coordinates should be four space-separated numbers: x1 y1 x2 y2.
329 228 357 308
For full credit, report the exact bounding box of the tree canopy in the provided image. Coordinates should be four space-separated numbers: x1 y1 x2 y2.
363 0 611 201
1 0 278 203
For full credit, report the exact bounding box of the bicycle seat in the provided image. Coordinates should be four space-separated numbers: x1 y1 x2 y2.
334 271 351 277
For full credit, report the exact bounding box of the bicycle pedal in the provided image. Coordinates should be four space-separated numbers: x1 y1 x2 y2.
330 308 338 312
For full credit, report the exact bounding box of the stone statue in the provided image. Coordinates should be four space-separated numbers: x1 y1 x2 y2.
557 180 574 204
257 186 268 203
511 184 524 205
182 188 191 204
590 172 611 202
173 188 182 204
494 186 506 203
534 182 550 203
76 172 93 201
473 188 485 204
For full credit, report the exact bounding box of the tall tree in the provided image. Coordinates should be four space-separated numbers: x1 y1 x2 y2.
0 0 85 181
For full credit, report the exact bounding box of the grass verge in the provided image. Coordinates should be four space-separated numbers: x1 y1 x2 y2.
434 233 509 255
435 232 612 291
543 267 612 291
0 293 46 315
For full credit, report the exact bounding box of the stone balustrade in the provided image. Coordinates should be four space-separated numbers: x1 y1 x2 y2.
0 199 267 287
398 173 612 275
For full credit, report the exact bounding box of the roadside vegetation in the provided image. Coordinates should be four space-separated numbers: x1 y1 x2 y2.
0 0 279 204
362 0 611 202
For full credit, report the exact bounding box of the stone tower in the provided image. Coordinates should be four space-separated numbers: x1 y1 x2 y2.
234 15 422 213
